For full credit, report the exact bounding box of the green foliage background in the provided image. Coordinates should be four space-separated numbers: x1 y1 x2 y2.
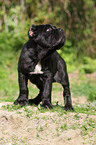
0 0 96 56
0 0 96 102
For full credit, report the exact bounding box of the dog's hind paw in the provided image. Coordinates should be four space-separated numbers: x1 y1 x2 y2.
14 99 19 105
28 98 40 105
64 103 74 111
41 100 53 109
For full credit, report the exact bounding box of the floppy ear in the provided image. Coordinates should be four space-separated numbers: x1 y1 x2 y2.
28 30 34 38
28 25 34 38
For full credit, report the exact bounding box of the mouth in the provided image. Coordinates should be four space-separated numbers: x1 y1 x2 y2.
57 29 66 44
54 29 66 47
59 29 66 44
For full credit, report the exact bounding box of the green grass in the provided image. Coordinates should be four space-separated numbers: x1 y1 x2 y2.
74 103 96 115
0 50 19 102
61 124 68 131
88 91 96 102
1 102 96 116
71 82 96 98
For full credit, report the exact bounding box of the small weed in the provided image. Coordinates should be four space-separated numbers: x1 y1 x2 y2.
74 113 80 120
35 116 40 120
21 139 26 144
24 107 33 118
80 123 88 136
87 118 96 128
42 116 49 121
81 130 88 136
51 105 67 116
17 111 22 114
71 123 80 130
81 124 88 131
61 124 68 131
68 137 71 141
39 126 44 132
56 127 60 137
37 133 40 138
1 104 22 111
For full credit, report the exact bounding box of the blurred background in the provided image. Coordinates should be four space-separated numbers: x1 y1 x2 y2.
0 0 96 103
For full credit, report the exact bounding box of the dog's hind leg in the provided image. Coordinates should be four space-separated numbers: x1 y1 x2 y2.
54 60 73 110
61 70 73 110
29 91 42 105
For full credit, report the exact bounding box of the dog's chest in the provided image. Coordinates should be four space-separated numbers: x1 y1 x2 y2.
30 61 43 74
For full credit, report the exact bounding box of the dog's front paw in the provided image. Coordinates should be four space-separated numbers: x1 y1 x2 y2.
41 100 53 109
14 98 28 106
64 103 74 111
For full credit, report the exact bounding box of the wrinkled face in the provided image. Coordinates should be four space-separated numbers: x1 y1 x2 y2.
28 24 66 48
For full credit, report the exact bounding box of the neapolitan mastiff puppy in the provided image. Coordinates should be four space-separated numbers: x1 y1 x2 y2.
14 24 73 110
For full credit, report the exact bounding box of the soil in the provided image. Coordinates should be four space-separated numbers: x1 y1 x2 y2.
0 72 96 145
0 98 95 145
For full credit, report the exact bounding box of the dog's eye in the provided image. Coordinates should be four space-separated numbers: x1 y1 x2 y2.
46 28 52 32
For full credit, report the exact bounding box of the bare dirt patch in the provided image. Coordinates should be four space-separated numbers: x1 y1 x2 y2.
0 71 96 145
0 102 96 145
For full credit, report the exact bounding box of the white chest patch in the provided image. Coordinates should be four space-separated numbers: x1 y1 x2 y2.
30 61 43 74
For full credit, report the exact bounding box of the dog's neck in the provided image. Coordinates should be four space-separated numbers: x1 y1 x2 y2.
28 39 36 47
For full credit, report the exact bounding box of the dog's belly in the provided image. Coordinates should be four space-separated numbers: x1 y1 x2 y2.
29 74 44 89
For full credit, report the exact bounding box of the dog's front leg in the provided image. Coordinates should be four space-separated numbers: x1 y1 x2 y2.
14 72 28 106
41 71 53 108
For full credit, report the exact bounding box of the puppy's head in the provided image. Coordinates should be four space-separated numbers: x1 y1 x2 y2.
28 24 66 48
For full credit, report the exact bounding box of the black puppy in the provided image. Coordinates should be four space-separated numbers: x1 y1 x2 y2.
14 24 73 110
